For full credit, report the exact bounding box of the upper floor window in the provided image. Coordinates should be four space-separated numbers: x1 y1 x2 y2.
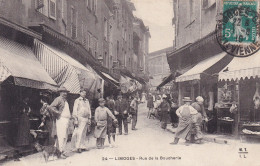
49 0 56 19
35 0 56 19
93 0 97 13
202 0 216 9
71 7 77 39
87 32 92 51
104 17 108 41
93 38 98 57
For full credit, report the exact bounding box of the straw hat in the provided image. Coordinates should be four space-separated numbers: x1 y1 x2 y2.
183 97 192 102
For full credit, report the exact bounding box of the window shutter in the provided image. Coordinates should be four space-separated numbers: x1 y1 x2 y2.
49 0 56 20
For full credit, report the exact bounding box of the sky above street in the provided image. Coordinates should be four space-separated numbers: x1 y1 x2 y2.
132 0 174 53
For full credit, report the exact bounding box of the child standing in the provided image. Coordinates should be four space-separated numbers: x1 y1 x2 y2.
106 96 118 147
94 98 117 149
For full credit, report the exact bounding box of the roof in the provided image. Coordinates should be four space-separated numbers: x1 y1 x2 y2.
149 47 174 56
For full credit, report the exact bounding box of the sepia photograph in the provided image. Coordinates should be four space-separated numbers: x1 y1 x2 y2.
0 0 260 165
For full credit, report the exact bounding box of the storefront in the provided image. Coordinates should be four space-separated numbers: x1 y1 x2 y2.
218 53 260 138
0 36 57 148
175 52 233 133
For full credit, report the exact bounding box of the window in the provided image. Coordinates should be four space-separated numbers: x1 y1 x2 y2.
104 52 107 67
61 0 67 22
93 0 97 13
49 0 56 19
35 0 48 17
116 40 119 60
71 7 77 39
87 0 91 9
93 38 98 57
104 17 108 41
82 21 86 46
87 32 92 51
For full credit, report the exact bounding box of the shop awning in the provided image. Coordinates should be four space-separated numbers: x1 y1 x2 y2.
101 72 120 85
176 52 227 82
0 36 57 89
219 53 260 81
157 73 174 89
34 39 96 94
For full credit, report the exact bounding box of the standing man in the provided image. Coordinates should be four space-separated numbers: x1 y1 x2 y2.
130 95 138 130
170 97 198 145
49 86 71 158
71 89 91 153
191 96 208 144
115 94 129 135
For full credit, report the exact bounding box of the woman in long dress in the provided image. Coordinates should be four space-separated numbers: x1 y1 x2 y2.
160 95 170 129
16 97 31 147
147 93 154 118
94 98 117 149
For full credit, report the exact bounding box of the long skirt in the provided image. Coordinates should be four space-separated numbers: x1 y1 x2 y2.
16 114 30 146
161 111 169 129
175 116 192 140
71 117 89 149
94 121 107 139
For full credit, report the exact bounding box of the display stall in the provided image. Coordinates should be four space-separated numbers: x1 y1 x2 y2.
218 53 260 138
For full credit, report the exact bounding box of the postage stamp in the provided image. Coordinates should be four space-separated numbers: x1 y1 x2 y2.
216 0 260 57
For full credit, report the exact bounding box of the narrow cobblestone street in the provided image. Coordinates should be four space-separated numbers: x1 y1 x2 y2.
3 103 260 166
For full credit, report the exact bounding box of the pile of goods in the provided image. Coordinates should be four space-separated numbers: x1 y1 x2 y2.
218 117 234 122
242 129 260 135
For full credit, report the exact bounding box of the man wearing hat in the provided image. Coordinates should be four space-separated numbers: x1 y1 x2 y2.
115 94 129 135
170 97 198 145
49 86 71 158
94 98 117 149
191 96 208 144
71 89 91 153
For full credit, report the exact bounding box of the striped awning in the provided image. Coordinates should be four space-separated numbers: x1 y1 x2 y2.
0 36 57 89
219 53 260 81
101 72 119 84
34 39 96 94
176 52 227 82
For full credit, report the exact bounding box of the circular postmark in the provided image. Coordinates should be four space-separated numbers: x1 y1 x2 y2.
216 1 260 57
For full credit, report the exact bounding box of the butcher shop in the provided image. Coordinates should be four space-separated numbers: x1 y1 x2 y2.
217 53 260 140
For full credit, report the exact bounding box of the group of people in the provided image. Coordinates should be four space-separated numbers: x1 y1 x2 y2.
146 92 208 145
39 86 140 159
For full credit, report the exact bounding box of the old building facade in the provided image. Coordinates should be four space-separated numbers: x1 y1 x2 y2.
148 47 173 90
0 0 149 77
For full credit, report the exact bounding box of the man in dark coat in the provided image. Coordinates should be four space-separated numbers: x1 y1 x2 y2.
115 94 129 135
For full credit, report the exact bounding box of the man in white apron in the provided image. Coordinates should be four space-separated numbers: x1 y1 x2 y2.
49 86 71 159
71 89 91 153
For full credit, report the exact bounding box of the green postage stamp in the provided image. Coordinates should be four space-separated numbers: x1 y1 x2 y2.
216 0 260 57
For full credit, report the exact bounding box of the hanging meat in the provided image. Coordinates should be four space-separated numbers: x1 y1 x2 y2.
253 82 260 110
